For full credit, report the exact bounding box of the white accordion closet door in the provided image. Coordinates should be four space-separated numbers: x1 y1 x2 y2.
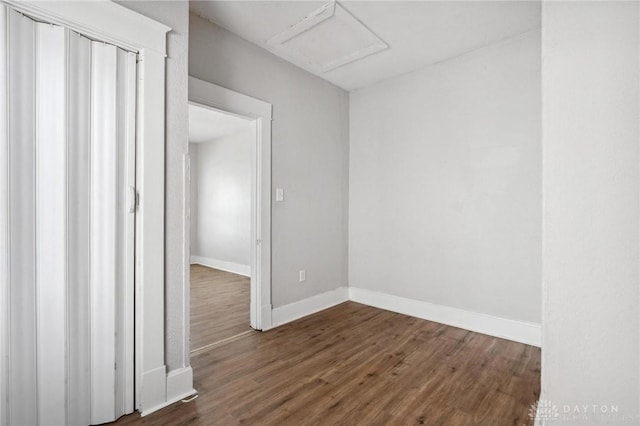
2 7 136 425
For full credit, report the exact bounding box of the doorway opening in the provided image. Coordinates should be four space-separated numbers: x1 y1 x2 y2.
187 76 273 353
188 103 257 352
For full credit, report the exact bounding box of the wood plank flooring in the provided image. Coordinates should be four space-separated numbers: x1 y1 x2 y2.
115 302 540 425
190 264 250 351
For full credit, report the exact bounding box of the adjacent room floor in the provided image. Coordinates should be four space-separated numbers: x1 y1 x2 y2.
115 302 541 425
190 264 251 352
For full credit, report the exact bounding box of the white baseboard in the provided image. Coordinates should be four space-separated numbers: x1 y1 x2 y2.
271 286 349 329
140 367 196 417
140 390 196 417
349 287 541 347
139 365 167 416
166 366 195 404
267 286 540 347
190 255 250 277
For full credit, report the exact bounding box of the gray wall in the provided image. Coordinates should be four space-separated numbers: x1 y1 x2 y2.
542 2 639 423
192 126 253 266
189 13 350 307
118 1 190 372
349 31 541 323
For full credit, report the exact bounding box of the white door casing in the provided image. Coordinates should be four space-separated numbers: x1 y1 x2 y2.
188 76 273 331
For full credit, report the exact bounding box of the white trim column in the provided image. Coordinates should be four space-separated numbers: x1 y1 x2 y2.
135 47 169 413
0 5 9 426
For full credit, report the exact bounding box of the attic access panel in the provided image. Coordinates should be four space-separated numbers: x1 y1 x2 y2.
267 1 388 74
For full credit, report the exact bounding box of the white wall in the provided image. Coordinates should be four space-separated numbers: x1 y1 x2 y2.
189 14 350 308
349 31 541 324
542 2 639 423
192 125 253 267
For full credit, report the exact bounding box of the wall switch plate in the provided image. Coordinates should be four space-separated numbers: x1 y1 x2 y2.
299 269 306 282
276 187 284 201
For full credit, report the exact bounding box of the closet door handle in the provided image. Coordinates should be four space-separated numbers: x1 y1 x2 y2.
127 186 137 213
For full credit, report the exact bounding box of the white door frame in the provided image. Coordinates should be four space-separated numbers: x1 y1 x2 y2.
0 0 175 420
188 77 273 330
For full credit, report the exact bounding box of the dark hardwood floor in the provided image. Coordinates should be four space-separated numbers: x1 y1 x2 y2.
115 301 540 425
190 264 251 351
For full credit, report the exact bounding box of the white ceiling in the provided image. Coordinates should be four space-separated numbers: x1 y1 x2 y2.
190 1 541 91
189 103 253 143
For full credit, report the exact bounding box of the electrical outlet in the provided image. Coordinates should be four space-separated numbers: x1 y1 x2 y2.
299 269 306 282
